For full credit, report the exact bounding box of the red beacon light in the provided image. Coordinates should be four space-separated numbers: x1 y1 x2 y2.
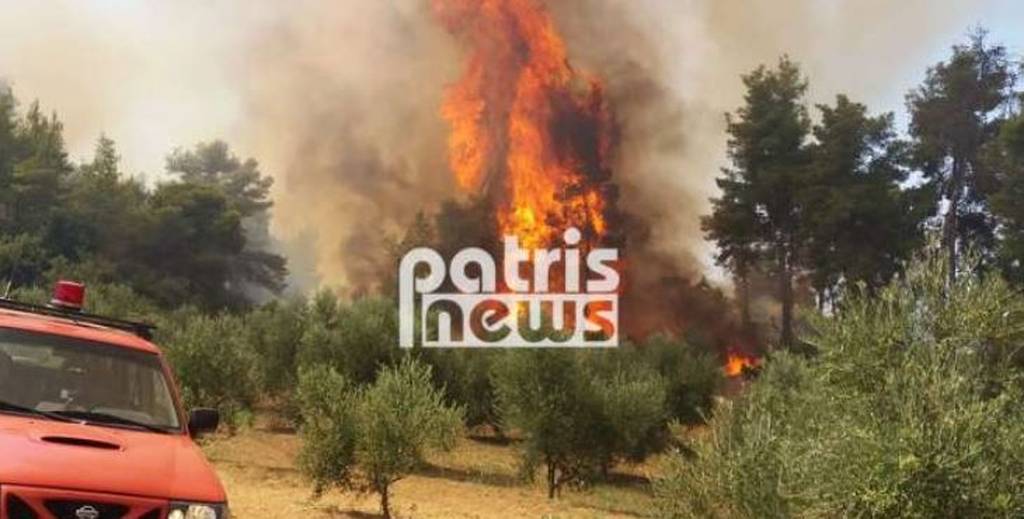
0 279 153 337
50 280 86 312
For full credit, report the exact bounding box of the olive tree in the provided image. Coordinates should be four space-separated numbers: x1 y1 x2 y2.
159 312 258 431
298 357 463 518
493 350 669 498
655 252 1024 518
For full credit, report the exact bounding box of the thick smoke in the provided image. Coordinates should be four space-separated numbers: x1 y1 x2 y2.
243 0 981 296
235 1 460 292
0 0 995 296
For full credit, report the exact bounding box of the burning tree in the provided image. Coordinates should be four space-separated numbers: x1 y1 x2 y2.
434 0 620 252
429 0 762 356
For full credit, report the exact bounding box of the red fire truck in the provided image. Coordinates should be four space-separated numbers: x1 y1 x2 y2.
0 281 228 519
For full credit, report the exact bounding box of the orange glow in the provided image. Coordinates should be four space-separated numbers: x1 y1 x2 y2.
724 353 759 377
435 0 613 250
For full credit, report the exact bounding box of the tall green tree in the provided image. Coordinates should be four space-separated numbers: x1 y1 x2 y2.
166 140 273 218
56 135 148 265
9 102 71 238
987 106 1024 284
802 96 932 305
0 85 18 190
701 169 758 331
166 140 286 299
144 181 245 308
907 30 1015 284
703 57 811 347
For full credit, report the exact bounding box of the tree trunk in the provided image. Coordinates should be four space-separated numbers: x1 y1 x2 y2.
547 461 556 499
381 484 391 519
544 460 561 501
944 158 963 288
779 247 795 349
737 262 752 335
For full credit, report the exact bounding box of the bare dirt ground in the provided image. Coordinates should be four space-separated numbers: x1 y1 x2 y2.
201 417 661 518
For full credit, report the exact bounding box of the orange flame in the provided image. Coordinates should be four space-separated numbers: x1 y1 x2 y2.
435 0 614 250
724 353 759 377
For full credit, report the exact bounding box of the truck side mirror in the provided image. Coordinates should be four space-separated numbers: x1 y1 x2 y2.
188 408 220 436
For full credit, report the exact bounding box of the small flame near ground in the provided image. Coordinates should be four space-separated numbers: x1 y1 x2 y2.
724 352 760 377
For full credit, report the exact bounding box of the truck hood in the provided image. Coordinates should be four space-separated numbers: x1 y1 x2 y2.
0 414 225 502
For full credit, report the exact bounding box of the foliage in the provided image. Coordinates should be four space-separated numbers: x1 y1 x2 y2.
705 56 810 346
589 356 669 468
638 335 722 424
988 107 1024 286
704 57 932 344
245 298 308 396
0 234 49 287
297 292 400 385
908 30 1015 280
417 348 501 430
802 95 932 303
493 349 671 497
0 85 285 310
166 141 286 298
493 350 600 497
297 357 463 519
655 251 1024 518
148 182 249 307
76 282 162 321
158 313 259 430
295 364 359 494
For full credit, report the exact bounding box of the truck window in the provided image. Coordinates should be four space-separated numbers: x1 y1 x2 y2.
0 328 180 430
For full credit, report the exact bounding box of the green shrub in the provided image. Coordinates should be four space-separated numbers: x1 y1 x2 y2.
297 357 463 519
0 234 50 286
159 313 259 431
298 292 400 385
245 298 307 396
655 252 1024 518
82 283 162 321
9 281 160 323
592 362 669 468
296 364 358 494
493 350 599 497
639 335 722 424
493 349 670 497
417 348 501 430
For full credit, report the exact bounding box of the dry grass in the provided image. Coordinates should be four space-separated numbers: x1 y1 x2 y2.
201 416 662 518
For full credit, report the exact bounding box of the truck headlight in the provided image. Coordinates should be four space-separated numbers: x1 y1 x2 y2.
168 502 229 519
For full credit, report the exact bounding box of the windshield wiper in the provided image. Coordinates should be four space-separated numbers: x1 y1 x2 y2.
0 399 79 423
51 410 171 434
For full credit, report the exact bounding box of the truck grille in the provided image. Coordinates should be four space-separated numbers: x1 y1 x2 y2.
2 486 164 519
44 500 129 519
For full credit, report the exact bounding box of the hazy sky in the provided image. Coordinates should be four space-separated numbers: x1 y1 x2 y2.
0 1 1017 177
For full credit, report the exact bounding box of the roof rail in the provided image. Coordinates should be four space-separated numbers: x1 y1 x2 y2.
0 297 157 340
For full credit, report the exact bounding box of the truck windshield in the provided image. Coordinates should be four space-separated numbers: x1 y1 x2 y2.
0 327 180 431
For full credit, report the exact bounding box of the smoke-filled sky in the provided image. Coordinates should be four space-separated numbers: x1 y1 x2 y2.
0 0 1020 291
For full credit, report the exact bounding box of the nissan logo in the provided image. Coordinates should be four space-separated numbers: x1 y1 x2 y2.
75 505 100 519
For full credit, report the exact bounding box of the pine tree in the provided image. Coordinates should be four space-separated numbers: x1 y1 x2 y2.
802 95 931 304
704 57 810 348
907 30 1015 284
